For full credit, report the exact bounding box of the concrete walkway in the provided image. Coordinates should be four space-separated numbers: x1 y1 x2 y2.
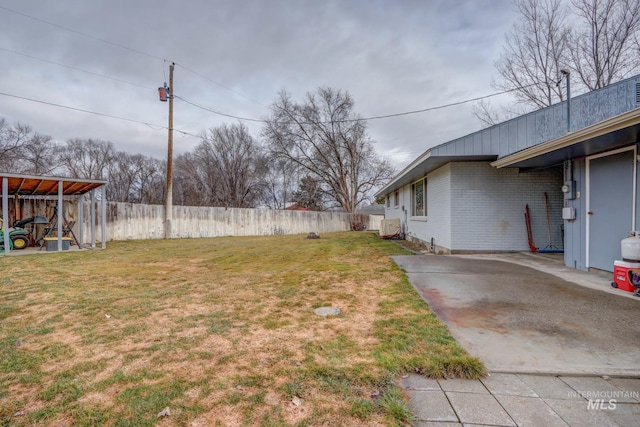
396 252 640 426
401 373 640 427
393 254 640 376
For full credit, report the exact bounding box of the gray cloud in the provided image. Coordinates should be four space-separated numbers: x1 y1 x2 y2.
0 0 516 167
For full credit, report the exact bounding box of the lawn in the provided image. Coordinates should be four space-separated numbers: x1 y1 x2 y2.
0 232 484 426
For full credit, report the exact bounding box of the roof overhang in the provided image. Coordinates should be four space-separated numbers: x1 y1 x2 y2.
375 152 497 197
0 173 107 196
491 108 640 170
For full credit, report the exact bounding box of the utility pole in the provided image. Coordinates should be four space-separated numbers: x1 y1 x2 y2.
165 62 175 239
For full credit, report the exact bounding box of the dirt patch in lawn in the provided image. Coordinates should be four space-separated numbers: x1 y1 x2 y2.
0 232 483 426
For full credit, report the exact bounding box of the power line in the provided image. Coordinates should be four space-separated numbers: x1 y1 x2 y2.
1 81 538 139
0 5 538 124
358 83 539 121
0 5 266 109
175 63 268 108
0 5 165 62
0 46 156 91
176 96 266 123
177 83 538 125
0 91 200 138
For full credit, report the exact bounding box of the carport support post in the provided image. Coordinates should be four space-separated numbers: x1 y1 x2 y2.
78 194 84 245
90 189 96 249
57 181 63 251
2 177 9 253
101 185 106 249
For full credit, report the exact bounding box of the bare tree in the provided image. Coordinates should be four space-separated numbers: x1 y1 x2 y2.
201 123 264 207
472 100 510 128
104 152 164 203
260 156 301 209
173 152 214 206
495 0 570 109
486 0 640 123
135 156 165 205
0 120 41 173
191 123 267 208
18 133 58 175
264 87 395 213
57 138 115 179
569 0 640 90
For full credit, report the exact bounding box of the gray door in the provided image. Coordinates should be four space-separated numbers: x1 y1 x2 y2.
589 150 634 271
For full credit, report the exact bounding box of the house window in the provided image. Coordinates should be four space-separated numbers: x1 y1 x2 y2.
412 178 427 217
386 195 391 208
394 190 399 207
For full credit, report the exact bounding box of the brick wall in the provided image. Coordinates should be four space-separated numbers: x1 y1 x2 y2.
450 162 563 251
404 163 452 251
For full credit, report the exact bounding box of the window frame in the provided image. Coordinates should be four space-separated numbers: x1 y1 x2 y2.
394 190 399 208
411 177 427 217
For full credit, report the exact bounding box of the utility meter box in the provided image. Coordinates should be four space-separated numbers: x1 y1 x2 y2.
562 207 576 220
562 180 576 200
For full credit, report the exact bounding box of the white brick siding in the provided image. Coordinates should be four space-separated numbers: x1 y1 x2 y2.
383 161 563 252
405 163 452 250
450 162 563 251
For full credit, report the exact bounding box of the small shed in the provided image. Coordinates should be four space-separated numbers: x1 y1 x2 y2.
0 173 108 254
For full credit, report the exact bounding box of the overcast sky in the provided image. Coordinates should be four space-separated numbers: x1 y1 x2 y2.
0 0 517 169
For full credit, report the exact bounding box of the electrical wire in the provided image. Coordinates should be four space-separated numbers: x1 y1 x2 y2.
176 96 266 123
0 81 545 146
0 5 266 109
0 46 156 91
0 91 200 138
174 63 268 108
357 83 538 121
177 82 539 125
0 5 165 62
0 5 540 122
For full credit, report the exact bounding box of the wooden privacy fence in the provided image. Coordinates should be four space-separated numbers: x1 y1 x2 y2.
5 199 381 242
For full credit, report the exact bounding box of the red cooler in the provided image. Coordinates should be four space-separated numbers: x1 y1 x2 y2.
611 260 640 293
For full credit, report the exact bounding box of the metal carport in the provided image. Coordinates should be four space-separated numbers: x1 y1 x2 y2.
0 173 108 254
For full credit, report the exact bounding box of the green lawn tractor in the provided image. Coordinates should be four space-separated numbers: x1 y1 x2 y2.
0 216 30 250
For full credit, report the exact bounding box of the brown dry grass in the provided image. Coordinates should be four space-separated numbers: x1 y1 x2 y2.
0 232 483 426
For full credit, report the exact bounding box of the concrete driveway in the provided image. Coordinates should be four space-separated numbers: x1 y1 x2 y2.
393 254 640 376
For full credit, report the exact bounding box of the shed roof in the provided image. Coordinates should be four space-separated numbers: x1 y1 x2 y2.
0 173 107 196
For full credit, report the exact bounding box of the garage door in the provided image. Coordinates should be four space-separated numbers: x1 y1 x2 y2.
588 148 635 271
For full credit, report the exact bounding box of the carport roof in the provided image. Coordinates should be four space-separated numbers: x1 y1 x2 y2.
0 173 107 196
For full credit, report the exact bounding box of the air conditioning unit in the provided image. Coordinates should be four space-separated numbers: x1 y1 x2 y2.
380 218 401 239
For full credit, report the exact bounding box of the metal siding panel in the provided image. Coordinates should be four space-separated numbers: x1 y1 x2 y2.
482 129 491 153
552 106 564 138
473 133 482 155
456 137 465 155
526 113 536 147
573 96 586 130
507 121 517 154
491 125 508 156
464 135 474 155
515 117 526 151
499 124 509 156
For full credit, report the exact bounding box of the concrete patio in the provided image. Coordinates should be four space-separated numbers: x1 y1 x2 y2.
394 252 640 426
